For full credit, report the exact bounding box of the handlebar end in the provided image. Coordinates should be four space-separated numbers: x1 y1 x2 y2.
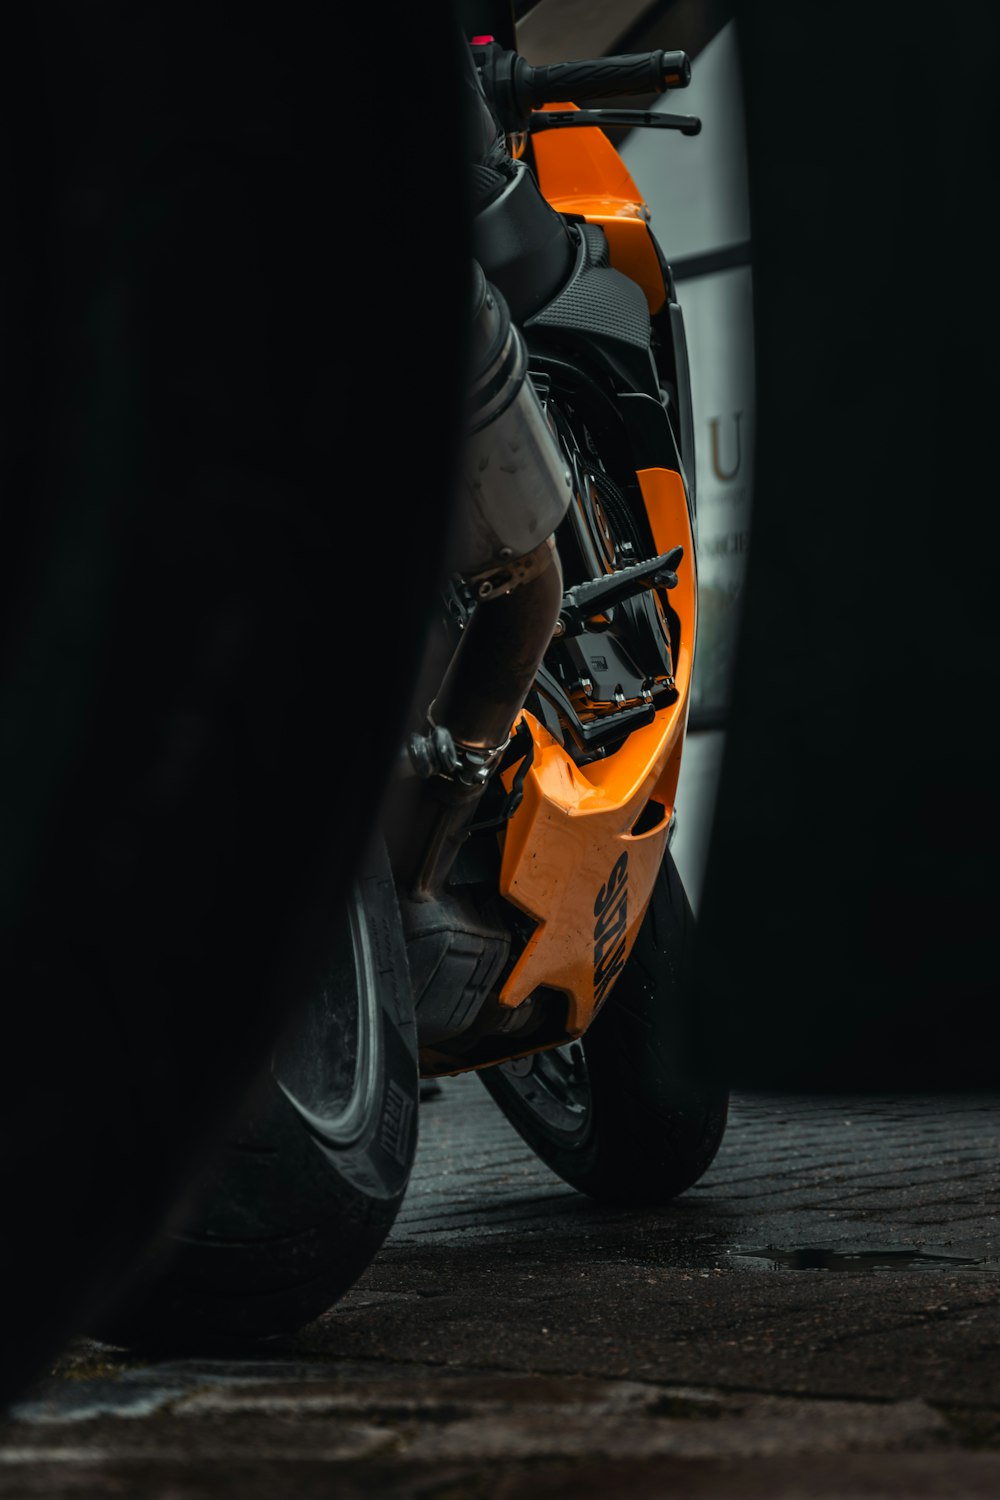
659 51 692 89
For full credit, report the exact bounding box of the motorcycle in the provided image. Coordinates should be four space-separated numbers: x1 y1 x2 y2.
94 21 730 1351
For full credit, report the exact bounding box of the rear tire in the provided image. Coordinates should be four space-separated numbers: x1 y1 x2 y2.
479 850 728 1205
94 835 418 1350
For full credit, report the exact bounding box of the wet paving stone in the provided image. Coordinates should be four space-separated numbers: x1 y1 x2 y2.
729 1246 999 1273
2 1079 998 1495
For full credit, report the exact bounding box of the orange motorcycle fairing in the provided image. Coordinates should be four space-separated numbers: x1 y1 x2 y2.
494 463 696 1041
529 101 668 314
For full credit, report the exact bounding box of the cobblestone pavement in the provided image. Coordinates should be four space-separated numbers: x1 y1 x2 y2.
3 1078 999 1497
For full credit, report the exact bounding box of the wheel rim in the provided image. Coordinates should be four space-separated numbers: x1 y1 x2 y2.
272 884 383 1148
497 1041 592 1144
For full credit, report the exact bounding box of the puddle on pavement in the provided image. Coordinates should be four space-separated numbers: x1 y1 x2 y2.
730 1246 997 1273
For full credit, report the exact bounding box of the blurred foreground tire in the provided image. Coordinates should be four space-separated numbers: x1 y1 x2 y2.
93 836 419 1352
0 1 471 1403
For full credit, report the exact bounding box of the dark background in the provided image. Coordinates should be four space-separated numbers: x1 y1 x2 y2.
698 1 1000 1088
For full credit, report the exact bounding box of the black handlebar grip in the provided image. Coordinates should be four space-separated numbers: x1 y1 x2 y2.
522 49 691 105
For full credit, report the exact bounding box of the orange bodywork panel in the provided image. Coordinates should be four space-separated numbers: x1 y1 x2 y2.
496 466 696 1037
529 103 667 314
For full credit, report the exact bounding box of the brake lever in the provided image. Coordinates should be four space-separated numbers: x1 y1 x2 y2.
529 109 702 137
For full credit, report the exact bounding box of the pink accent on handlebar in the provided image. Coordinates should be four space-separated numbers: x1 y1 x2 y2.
471 35 494 44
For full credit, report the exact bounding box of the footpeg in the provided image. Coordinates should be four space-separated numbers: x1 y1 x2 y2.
554 547 683 638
